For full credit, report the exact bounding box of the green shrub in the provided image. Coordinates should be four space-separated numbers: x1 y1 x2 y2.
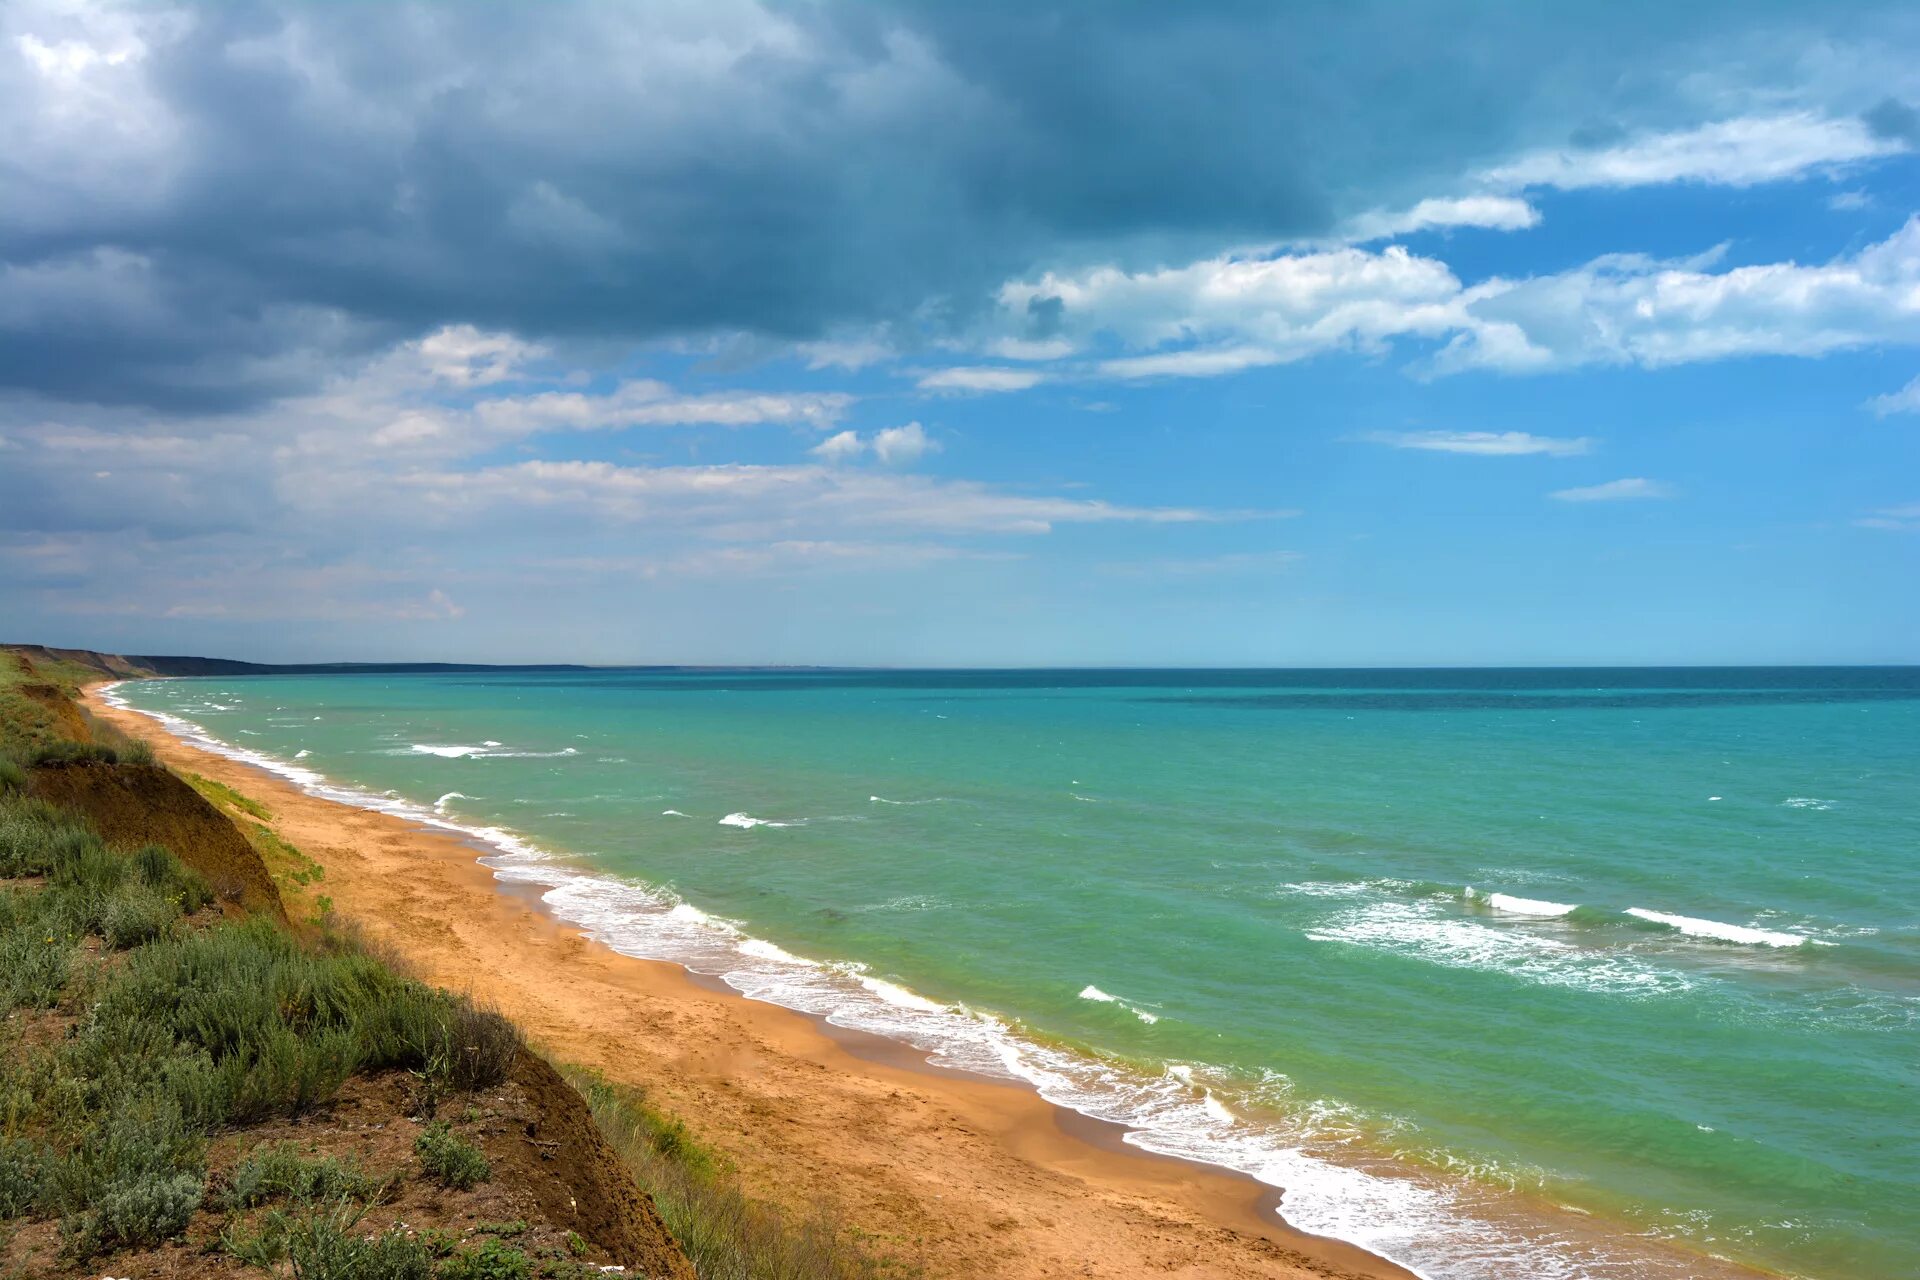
0 924 71 1010
222 1143 389 1211
0 755 23 795
26 740 117 767
413 1122 489 1190
438 1236 532 1280
72 1170 202 1253
276 1198 435 1280
0 797 90 877
0 1137 46 1217
129 843 213 912
122 738 156 767
101 884 176 949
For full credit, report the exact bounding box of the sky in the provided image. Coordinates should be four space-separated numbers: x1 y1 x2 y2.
2 1 1918 666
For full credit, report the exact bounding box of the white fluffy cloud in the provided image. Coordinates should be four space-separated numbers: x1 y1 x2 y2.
1550 477 1674 502
1339 196 1541 243
809 421 939 466
1481 112 1907 193
992 216 1920 383
1364 430 1593 456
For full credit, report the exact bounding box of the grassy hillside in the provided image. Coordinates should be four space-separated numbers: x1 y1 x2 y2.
0 654 894 1280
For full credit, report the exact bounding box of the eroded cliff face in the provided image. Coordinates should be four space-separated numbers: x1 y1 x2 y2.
27 758 293 926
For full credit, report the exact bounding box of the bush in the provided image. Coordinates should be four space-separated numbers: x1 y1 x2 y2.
438 1237 533 1280
26 740 117 767
73 1170 202 1253
413 1122 489 1190
223 1143 389 1211
101 884 177 949
122 738 156 767
0 755 23 795
0 1137 46 1217
0 924 71 1011
278 1198 435 1280
0 797 90 877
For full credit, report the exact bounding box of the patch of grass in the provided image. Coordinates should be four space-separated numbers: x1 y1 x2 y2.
226 1196 435 1280
413 1122 490 1191
25 740 119 767
182 769 272 821
0 1138 47 1217
222 1142 392 1210
563 1065 894 1280
438 1237 534 1280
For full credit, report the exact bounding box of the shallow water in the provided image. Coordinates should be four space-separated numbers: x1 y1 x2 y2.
112 668 1920 1279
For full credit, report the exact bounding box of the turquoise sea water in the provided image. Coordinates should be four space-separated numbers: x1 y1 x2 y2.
110 669 1919 1279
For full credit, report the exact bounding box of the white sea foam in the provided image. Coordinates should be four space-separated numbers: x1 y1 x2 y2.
1782 797 1835 811
410 742 579 760
868 795 953 806
1624 908 1814 948
661 809 689 818
1078 984 1160 1024
1309 901 1691 996
434 791 472 814
718 812 798 829
99 679 1735 1280
1465 887 1578 918
294 749 311 759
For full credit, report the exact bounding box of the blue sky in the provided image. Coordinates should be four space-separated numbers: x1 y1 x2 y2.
2 2 1918 665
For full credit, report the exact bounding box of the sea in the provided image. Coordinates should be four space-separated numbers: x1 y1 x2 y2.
106 667 1920 1280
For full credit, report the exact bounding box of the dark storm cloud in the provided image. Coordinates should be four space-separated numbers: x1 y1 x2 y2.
2 0 1911 410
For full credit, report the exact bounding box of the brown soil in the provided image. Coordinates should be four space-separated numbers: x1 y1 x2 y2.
15 680 93 742
25 759 291 925
1 1059 691 1280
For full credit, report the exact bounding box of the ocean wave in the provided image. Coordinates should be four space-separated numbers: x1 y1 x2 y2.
719 812 800 829
99 680 1737 1280
1781 797 1836 810
1308 901 1693 996
434 791 472 814
409 743 579 760
868 795 954 806
1623 908 1820 948
1078 984 1160 1024
293 749 311 759
1465 887 1578 918
661 809 690 818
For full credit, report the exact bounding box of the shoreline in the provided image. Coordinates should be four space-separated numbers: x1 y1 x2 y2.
87 683 1417 1280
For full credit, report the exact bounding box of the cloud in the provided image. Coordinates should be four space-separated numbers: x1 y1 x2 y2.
810 429 868 464
4 1 1908 410
1440 217 1920 373
1549 477 1675 502
1007 244 1464 378
1481 112 1907 191
1865 374 1920 416
1009 214 1920 383
871 421 938 465
1853 502 1920 530
377 459 1249 538
809 421 940 466
1340 196 1541 243
1362 430 1593 456
917 367 1046 394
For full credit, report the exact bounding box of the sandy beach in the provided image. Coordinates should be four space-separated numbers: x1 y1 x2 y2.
88 686 1414 1280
